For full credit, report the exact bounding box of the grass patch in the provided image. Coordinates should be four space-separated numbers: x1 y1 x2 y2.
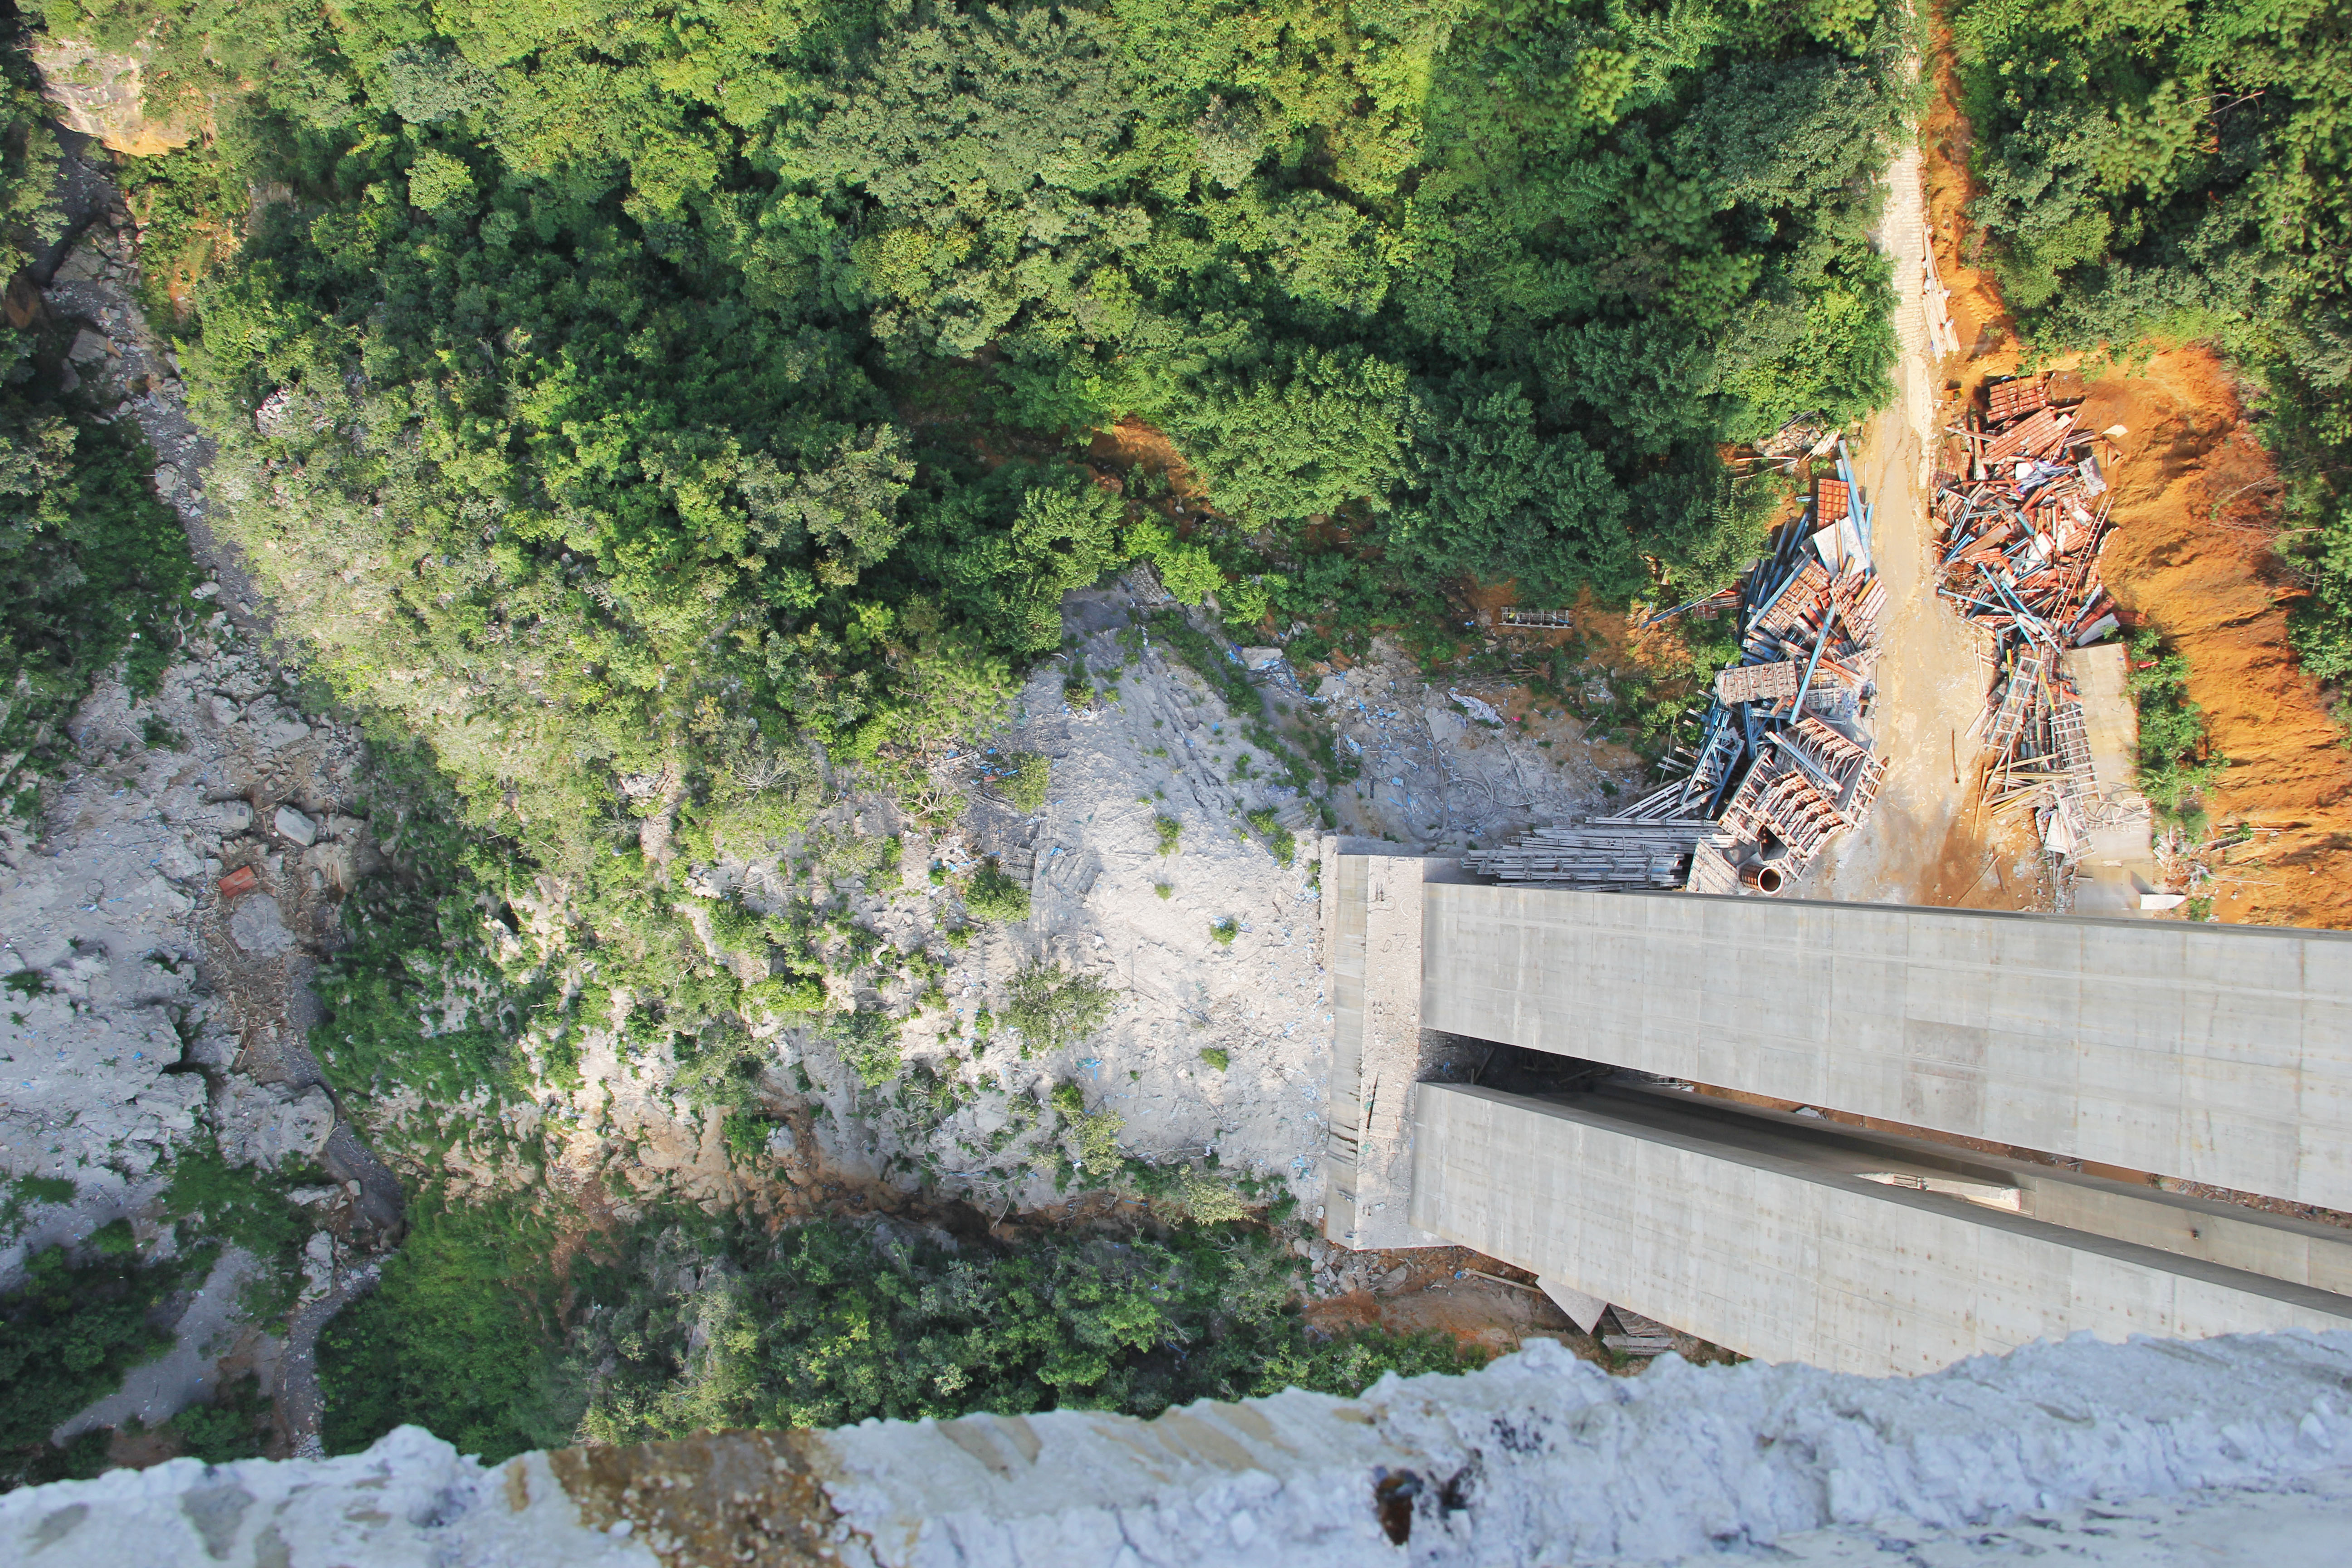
963 859 1032 924
999 752 1051 813
1243 808 1295 866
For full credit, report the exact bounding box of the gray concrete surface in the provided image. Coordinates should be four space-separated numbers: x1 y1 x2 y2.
1607 1087 2352 1297
1409 1082 2352 1376
2069 644 2161 915
1320 848 1473 1248
1416 880 2352 1210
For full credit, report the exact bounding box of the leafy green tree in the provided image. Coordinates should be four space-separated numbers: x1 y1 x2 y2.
0 1246 172 1484
1001 959 1112 1055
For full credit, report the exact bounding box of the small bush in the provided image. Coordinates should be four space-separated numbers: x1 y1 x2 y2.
964 860 1032 924
1209 917 1238 946
2128 629 2225 832
743 975 826 1016
1154 882 1173 899
1199 1046 1229 1070
167 1372 270 1464
1178 1171 1249 1223
1049 1083 1126 1176
1002 960 1115 1057
1244 808 1295 866
1000 752 1051 813
823 1011 905 1088
1154 816 1182 855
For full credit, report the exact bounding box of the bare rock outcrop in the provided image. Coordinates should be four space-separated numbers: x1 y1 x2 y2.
213 1077 336 1170
27 36 198 156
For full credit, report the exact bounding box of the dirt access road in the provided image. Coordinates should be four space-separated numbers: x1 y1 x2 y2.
1803 136 1991 906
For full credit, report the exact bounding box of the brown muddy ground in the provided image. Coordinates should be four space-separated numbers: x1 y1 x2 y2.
1301 1245 1740 1372
2076 355 2352 928
1914 4 2352 928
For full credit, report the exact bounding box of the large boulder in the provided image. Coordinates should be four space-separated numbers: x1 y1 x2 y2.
29 38 199 156
213 1078 335 1169
228 892 296 956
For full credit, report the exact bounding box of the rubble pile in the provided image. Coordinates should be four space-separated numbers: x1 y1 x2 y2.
1466 440 1889 896
1932 372 2132 853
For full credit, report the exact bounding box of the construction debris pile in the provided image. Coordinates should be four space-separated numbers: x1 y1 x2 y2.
1932 372 2129 858
1465 441 1889 897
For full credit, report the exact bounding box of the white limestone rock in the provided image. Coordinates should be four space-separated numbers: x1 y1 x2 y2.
10 1334 2352 1567
212 1079 334 1169
228 894 294 956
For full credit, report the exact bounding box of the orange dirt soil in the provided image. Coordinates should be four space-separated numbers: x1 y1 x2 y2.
1086 417 1207 505
1921 6 2352 929
2081 355 2352 928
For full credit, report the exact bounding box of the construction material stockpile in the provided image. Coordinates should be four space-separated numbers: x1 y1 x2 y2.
1932 372 2124 855
1465 440 1889 897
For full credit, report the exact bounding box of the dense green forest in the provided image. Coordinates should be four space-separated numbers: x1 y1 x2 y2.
32 0 1909 869
1950 0 2352 684
3 0 1913 1463
4 0 1916 1128
320 1202 1478 1461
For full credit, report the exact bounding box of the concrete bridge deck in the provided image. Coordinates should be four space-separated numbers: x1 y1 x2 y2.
1323 852 2352 1222
1411 1081 2352 1375
1320 850 2352 1371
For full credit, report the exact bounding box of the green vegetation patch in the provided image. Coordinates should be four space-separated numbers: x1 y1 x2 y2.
324 1203 1484 1460
963 860 1032 925
319 1197 573 1463
0 1243 177 1487
1244 808 1296 867
999 752 1052 813
2127 628 2225 834
0 52 196 812
1001 960 1114 1058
